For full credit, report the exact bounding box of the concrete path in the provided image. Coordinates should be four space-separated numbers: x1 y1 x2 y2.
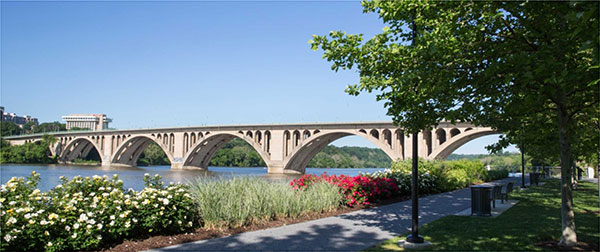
150 177 523 252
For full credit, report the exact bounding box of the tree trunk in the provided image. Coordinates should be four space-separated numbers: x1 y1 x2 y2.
556 92 577 247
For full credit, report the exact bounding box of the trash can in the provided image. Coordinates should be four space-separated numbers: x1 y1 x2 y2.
471 185 492 217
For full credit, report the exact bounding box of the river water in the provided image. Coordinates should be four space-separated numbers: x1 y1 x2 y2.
0 164 385 191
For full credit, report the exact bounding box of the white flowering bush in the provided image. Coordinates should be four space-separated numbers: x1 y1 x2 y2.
0 172 199 251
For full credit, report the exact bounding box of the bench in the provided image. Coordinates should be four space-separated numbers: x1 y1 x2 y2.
489 185 502 208
500 182 514 203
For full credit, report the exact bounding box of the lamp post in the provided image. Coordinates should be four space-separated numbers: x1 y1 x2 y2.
406 132 424 243
520 125 526 188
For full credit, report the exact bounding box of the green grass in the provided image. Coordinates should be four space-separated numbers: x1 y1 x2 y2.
188 177 343 229
365 180 599 251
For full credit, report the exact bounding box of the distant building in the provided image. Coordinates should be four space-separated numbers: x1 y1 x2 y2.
1 106 39 126
62 114 112 131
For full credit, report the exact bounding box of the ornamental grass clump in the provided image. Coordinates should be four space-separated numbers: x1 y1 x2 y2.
0 172 199 251
188 177 342 230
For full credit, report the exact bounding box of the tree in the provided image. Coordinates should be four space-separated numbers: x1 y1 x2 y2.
33 122 66 133
311 1 598 246
22 121 38 134
137 142 170 166
0 121 21 136
0 135 57 164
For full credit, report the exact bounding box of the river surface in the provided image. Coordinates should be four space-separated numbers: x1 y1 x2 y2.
0 164 386 191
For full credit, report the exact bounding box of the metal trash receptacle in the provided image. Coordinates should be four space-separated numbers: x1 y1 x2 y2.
471 185 492 217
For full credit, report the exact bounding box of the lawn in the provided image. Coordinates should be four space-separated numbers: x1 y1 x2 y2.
366 179 599 251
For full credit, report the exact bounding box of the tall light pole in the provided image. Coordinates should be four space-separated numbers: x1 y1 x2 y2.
406 132 424 243
521 130 526 188
405 16 424 244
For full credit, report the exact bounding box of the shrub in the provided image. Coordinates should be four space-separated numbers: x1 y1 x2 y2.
372 159 509 195
189 177 342 229
0 172 199 251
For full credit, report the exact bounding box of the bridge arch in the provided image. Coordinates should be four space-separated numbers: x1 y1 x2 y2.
111 135 174 167
182 132 271 170
282 129 400 174
428 128 498 160
59 137 103 164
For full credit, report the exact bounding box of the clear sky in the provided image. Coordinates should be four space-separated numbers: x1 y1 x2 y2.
1 1 517 154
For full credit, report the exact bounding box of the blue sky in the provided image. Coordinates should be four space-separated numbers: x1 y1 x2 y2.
1 1 517 154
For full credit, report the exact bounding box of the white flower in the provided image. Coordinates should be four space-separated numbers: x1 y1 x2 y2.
65 225 71 231
124 221 131 228
40 220 48 225
98 187 105 191
86 212 93 217
7 217 16 224
110 215 115 220
71 233 77 238
162 199 169 205
79 213 88 222
44 231 49 236
47 241 53 247
97 235 102 240
24 213 31 219
74 223 80 229
97 223 103 229
4 234 12 242
86 224 92 229
132 218 137 223
109 220 115 226
90 192 96 196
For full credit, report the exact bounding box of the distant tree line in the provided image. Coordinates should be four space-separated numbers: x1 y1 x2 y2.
0 135 57 164
0 121 83 137
307 145 392 168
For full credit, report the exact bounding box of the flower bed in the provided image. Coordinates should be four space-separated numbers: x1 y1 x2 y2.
291 173 399 207
0 172 199 251
291 159 509 207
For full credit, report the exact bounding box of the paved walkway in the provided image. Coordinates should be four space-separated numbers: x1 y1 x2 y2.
151 177 523 252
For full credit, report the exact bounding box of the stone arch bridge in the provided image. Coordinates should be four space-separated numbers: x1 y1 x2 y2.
5 122 496 174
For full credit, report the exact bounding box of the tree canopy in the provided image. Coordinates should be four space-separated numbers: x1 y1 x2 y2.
311 0 598 246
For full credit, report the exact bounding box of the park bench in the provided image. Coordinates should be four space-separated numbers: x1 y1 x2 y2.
500 182 514 204
489 185 502 208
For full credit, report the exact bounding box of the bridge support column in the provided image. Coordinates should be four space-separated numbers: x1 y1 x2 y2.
170 161 184 170
267 163 284 174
